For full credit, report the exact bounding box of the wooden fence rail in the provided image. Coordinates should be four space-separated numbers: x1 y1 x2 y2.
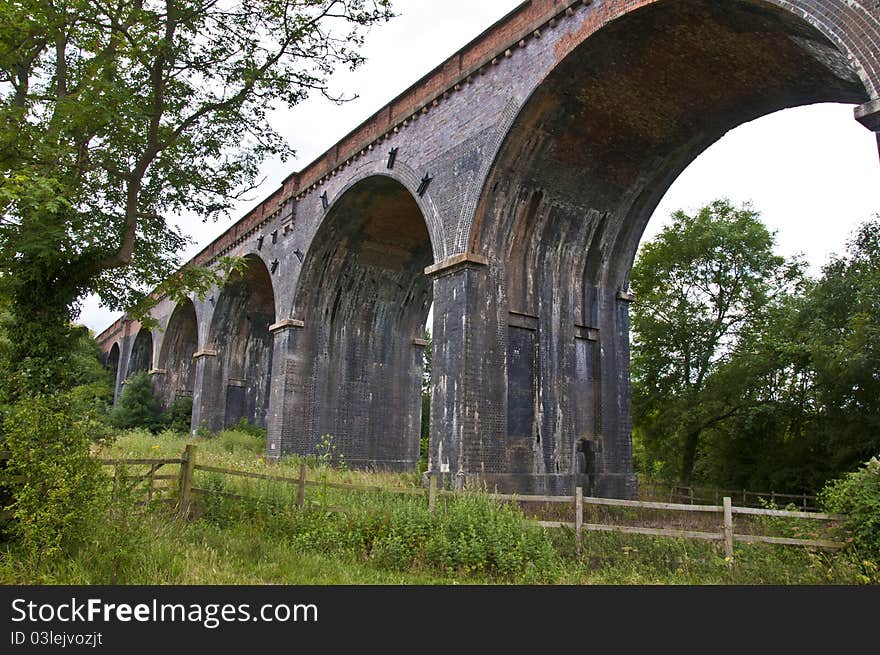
503 486 846 554
640 482 820 511
0 448 848 561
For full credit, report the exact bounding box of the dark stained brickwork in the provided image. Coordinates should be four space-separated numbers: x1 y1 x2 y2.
97 0 880 497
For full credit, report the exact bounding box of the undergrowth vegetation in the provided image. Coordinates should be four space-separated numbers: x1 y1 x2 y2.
1 430 876 585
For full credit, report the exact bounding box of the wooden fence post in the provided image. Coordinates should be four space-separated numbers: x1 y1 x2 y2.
112 464 120 498
296 463 307 509
723 496 734 568
178 444 197 518
575 486 583 555
428 474 437 515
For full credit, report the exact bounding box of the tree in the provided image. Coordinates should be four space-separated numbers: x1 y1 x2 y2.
0 1 392 556
796 219 880 472
111 370 163 432
711 218 880 492
0 0 393 399
630 200 800 485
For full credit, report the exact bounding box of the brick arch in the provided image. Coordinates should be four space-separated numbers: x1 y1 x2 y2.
471 0 874 255
551 0 880 100
203 254 277 431
462 0 874 497
285 174 433 470
311 164 446 267
126 328 153 378
105 342 120 376
157 298 199 411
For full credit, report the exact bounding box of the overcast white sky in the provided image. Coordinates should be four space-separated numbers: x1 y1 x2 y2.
81 0 880 334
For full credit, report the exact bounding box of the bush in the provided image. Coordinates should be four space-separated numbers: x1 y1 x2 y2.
2 394 109 561
111 371 163 432
820 456 880 561
163 395 193 433
425 493 558 578
217 428 265 455
229 417 267 439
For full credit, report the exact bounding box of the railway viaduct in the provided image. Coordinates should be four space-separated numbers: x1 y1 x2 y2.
96 0 880 497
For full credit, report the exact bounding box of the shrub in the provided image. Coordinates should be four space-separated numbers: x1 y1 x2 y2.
230 417 267 439
2 394 109 561
820 456 880 561
426 493 558 579
162 395 193 433
217 428 265 455
111 371 163 432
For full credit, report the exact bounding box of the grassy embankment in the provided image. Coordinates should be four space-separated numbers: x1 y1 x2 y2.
0 428 874 585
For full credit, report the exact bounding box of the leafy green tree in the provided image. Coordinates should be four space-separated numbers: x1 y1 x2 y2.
630 200 800 485
798 220 880 471
0 1 391 552
706 219 880 493
0 0 393 399
111 370 162 432
2 393 109 560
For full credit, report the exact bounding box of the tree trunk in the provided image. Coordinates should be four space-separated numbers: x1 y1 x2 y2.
680 429 702 486
1 260 81 401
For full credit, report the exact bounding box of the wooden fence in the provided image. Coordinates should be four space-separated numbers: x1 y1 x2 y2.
639 481 819 512
0 447 847 562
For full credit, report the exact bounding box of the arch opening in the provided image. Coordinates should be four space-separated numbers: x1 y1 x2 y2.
206 255 276 431
105 342 121 402
105 342 120 378
126 328 153 378
159 299 199 411
288 175 433 471
467 0 872 496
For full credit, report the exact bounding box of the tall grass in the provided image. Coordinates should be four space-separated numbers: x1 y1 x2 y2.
1 429 871 585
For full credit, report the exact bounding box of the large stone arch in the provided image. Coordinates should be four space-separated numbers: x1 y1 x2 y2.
105 342 120 377
105 342 121 401
453 0 875 496
157 299 199 410
281 174 434 470
202 255 277 432
126 328 153 378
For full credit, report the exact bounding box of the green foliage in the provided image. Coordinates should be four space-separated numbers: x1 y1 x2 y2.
220 490 559 581
795 221 880 471
631 199 799 484
3 430 867 585
0 0 394 318
217 428 265 456
0 1 396 577
691 218 880 493
163 395 193 434
111 371 163 432
820 456 880 563
425 494 558 579
1 394 108 561
633 201 880 494
229 417 267 440
316 433 344 470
